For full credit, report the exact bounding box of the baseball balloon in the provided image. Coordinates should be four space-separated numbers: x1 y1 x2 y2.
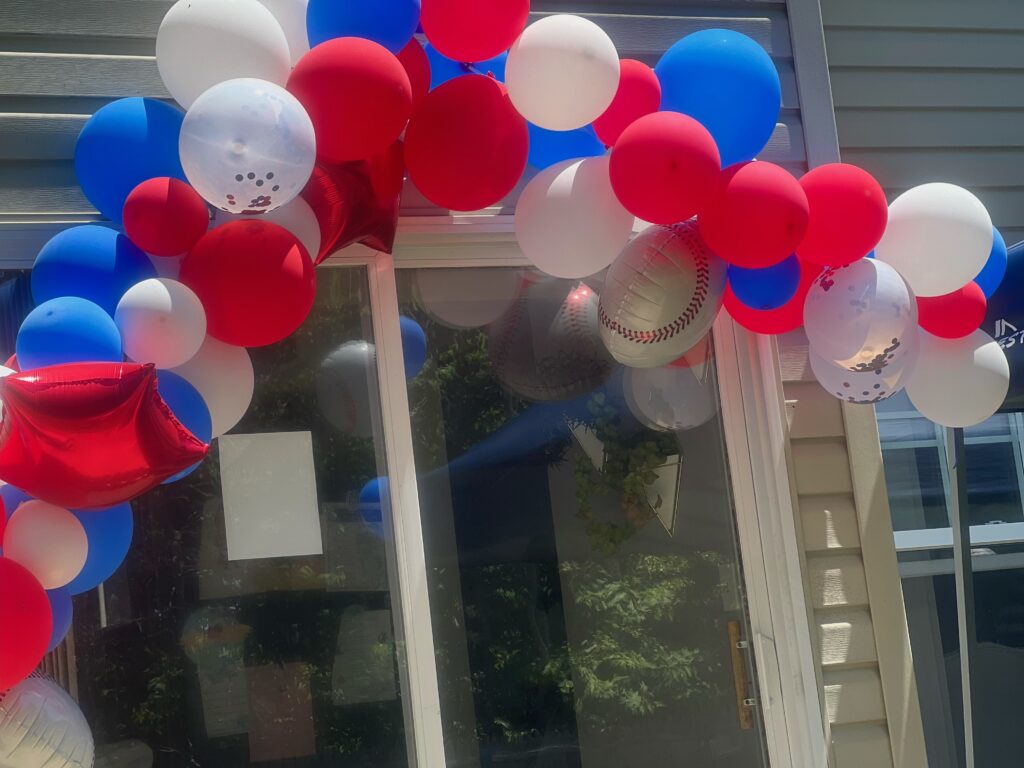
809 338 918 405
488 280 614 402
170 336 255 437
317 341 378 437
598 222 727 368
624 363 718 432
414 268 521 329
214 196 321 259
0 675 94 767
115 278 207 369
4 501 88 590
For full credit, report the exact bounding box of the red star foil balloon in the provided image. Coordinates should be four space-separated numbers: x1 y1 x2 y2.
0 362 208 509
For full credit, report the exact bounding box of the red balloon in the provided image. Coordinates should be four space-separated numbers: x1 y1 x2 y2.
917 282 987 339
724 257 822 335
180 221 315 347
0 558 51 692
420 0 529 63
593 60 662 147
302 142 405 262
0 363 208 509
288 38 412 163
609 111 720 226
798 163 887 267
404 74 528 211
122 177 210 257
700 162 810 268
397 39 431 109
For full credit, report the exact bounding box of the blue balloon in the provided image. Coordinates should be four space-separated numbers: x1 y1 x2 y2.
157 371 212 484
400 315 427 378
655 29 782 167
358 477 389 537
16 297 123 370
64 503 134 595
728 254 801 311
307 0 420 53
974 227 1007 298
527 123 606 170
46 588 74 652
32 225 156 316
74 98 186 224
1 485 31 520
424 44 507 89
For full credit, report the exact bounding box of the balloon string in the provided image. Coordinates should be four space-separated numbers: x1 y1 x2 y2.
462 63 491 78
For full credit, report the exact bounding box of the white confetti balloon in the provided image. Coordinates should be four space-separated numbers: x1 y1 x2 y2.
624 362 718 432
505 15 620 130
180 78 315 215
809 336 918 405
598 222 727 368
156 0 291 108
170 336 255 437
255 0 310 66
317 341 378 437
0 676 94 768
516 157 634 279
803 259 917 368
214 196 321 260
116 278 207 369
875 182 993 297
4 501 87 590
906 330 1009 427
414 268 521 329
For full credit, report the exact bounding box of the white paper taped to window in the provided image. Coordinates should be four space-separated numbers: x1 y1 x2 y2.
219 432 323 561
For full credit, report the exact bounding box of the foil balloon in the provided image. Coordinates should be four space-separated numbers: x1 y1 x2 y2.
0 363 209 509
300 141 404 262
0 675 94 768
316 341 378 437
624 362 719 432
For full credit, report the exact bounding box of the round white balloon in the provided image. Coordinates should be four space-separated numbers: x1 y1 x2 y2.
317 341 377 437
598 222 727 369
3 501 87 590
804 259 917 368
414 268 521 329
255 0 310 66
624 363 718 432
156 0 291 108
809 338 918 405
516 157 634 279
214 196 321 259
116 278 207 369
874 182 993 297
170 336 255 437
180 77 316 215
505 14 620 131
0 676 94 768
906 330 1009 428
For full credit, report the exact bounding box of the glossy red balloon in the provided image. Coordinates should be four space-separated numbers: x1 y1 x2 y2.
609 111 721 225
180 221 315 347
0 363 208 509
405 74 528 211
122 177 210 257
288 38 412 163
397 39 431 109
917 282 987 339
420 0 529 62
700 162 810 268
302 142 405 262
0 558 51 692
798 163 887 267
724 257 822 335
593 60 662 147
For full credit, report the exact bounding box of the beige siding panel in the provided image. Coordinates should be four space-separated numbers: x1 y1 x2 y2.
4 1 173 38
786 381 845 439
791 440 853 496
821 0 1024 31
825 28 1024 69
830 69 1024 109
834 108 1024 150
807 553 869 610
817 608 878 668
823 668 887 726
0 53 167 98
840 148 1024 190
832 724 895 768
800 495 861 553
778 330 815 383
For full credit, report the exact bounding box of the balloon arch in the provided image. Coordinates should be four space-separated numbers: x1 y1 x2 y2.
0 0 1010 737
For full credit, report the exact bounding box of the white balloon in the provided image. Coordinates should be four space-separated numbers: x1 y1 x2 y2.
170 336 255 437
0 676 94 768
255 0 310 66
505 15 620 130
906 330 1009 427
598 222 727 368
488 279 614 402
875 182 993 297
516 157 633 279
180 77 316 215
804 259 917 368
624 363 718 432
214 196 321 259
414 269 521 329
116 278 207 369
317 341 378 437
156 0 291 108
4 501 87 590
809 338 918 405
